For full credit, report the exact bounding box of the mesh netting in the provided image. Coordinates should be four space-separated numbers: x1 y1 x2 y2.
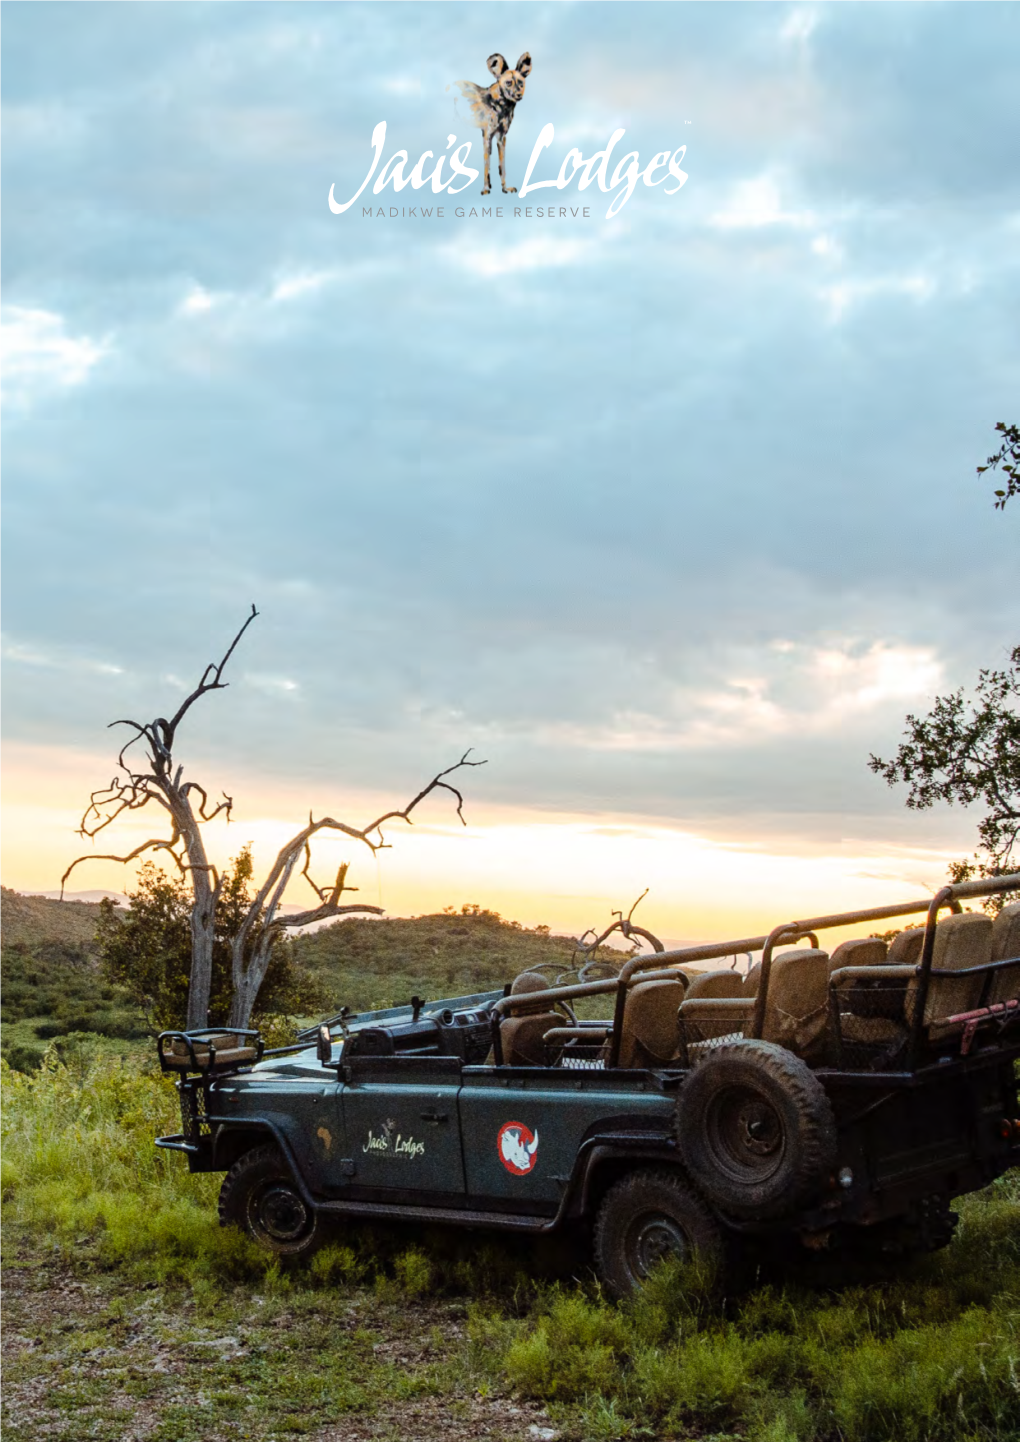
179 1084 212 1142
676 1017 747 1068
832 975 911 1068
548 1042 607 1070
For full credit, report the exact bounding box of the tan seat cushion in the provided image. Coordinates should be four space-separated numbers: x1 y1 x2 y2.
743 962 762 996
508 971 553 1015
165 1034 257 1070
886 927 925 967
989 901 1020 1005
907 912 992 1036
840 1015 906 1045
828 938 888 973
830 938 904 1021
678 997 753 1046
762 949 830 1060
617 978 685 1068
500 1011 561 1066
685 969 745 1000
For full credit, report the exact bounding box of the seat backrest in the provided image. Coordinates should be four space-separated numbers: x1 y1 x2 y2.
828 938 887 973
617 978 685 1068
918 912 992 1027
685 969 744 1000
761 949 830 1059
743 962 762 996
886 927 925 967
989 901 1020 1005
500 1011 561 1066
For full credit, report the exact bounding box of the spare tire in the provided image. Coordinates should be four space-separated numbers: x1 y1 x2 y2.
675 1040 837 1219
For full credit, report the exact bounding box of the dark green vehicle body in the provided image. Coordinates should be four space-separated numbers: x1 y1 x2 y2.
157 874 1020 1278
162 989 684 1231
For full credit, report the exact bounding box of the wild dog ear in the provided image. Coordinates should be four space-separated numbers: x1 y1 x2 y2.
487 53 508 78
516 52 532 77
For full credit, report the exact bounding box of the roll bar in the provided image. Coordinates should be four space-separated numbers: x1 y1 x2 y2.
489 872 1020 1070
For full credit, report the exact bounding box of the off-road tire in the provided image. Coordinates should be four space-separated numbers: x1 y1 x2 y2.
676 1040 837 1220
218 1143 323 1260
594 1167 723 1300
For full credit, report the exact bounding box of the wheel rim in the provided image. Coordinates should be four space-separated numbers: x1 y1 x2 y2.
253 1183 311 1243
624 1210 691 1280
705 1084 786 1184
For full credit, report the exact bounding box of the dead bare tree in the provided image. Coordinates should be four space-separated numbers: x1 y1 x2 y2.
574 890 664 978
62 607 485 1029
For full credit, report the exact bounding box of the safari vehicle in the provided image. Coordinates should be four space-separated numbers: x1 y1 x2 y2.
156 873 1020 1296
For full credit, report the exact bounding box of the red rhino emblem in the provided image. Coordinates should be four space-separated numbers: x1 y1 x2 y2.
497 1121 539 1175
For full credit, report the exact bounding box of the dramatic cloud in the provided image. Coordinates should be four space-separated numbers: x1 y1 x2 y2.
2 1 1017 894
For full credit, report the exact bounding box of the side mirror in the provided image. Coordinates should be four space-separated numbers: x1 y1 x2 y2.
316 1024 333 1065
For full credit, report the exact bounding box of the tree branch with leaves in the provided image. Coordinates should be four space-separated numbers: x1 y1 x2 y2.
977 421 1020 511
869 646 1020 883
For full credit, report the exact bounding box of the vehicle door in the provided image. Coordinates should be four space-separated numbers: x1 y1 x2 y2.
339 1055 466 1198
458 1068 675 1209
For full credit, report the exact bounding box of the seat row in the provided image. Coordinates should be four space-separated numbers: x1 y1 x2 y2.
498 902 1020 1069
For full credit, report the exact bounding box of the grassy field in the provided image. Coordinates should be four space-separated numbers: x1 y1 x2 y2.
2 1048 1018 1442
3 888 1019 1440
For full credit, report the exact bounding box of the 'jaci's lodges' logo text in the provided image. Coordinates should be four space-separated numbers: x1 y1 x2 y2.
329 50 688 221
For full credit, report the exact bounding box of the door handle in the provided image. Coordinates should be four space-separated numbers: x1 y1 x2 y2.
420 1110 449 1124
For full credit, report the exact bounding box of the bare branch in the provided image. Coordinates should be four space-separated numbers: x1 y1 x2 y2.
273 901 384 931
361 750 487 846
77 780 170 841
60 833 185 898
162 604 259 746
180 782 234 823
575 891 663 969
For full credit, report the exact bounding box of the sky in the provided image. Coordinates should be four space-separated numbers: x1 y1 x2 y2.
2 1 1018 945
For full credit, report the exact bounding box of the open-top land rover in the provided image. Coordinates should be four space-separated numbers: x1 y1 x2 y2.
157 873 1020 1295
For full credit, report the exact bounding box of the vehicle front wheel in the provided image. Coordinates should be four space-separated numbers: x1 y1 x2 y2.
218 1143 323 1260
593 1167 723 1300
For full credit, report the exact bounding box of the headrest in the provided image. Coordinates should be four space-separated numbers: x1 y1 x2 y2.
933 911 992 966
509 970 552 1015
886 927 925 967
992 901 1020 962
685 969 744 1000
510 970 549 996
828 938 888 972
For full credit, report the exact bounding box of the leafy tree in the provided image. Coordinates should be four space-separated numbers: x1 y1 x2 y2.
871 426 1018 897
977 421 1020 510
869 647 1020 888
95 848 324 1032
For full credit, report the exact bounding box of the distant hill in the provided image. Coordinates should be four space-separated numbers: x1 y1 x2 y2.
0 887 118 953
1 888 144 1072
0 890 632 1067
290 904 625 1014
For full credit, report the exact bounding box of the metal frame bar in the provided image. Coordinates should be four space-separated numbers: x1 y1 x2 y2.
488 872 1020 1073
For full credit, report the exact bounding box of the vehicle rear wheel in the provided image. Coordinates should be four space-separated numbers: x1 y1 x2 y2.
594 1167 723 1299
218 1143 323 1259
676 1040 837 1219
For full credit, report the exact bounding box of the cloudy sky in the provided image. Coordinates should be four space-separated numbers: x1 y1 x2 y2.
3 1 1017 941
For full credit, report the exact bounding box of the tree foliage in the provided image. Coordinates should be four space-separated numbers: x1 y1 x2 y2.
977 420 1020 511
95 849 324 1032
869 645 1020 880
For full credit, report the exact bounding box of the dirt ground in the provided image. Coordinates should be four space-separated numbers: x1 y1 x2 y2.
0 1231 561 1442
